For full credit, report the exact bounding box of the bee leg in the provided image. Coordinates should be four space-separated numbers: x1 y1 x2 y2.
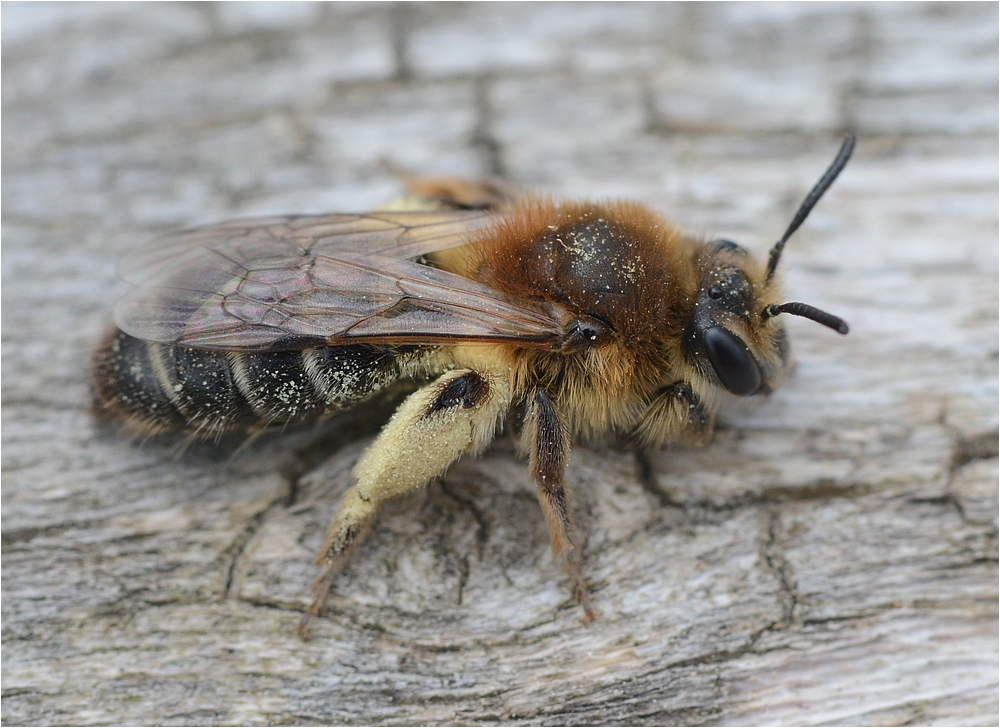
297 368 510 639
633 381 714 448
526 389 597 622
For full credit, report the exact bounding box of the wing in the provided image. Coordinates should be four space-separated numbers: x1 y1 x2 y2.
113 211 566 352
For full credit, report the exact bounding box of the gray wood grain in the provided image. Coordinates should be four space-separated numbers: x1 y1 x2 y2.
3 3 996 725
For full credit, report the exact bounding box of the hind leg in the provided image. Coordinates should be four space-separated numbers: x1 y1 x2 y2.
298 368 510 638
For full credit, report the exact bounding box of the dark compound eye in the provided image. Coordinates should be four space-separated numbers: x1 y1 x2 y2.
703 326 762 396
710 239 747 255
708 285 723 300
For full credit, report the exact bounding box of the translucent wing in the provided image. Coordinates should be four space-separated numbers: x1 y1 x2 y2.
114 211 565 352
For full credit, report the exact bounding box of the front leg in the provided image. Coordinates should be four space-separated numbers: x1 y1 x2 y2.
298 368 510 638
525 389 596 621
633 381 714 448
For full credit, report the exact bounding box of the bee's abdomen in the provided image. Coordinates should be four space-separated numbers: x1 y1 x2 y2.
92 329 410 438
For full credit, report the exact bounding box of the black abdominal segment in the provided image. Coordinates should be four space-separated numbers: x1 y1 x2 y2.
93 329 417 437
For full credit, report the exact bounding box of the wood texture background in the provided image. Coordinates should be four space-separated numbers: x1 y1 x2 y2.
3 3 997 725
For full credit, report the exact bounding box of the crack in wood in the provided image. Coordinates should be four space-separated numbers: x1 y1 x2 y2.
472 76 506 179
951 429 999 471
221 502 278 599
389 4 412 81
762 509 799 628
438 477 492 560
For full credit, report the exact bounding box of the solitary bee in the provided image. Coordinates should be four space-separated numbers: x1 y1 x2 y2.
93 137 854 638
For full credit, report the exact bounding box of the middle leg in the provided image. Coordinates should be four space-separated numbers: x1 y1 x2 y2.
525 388 596 620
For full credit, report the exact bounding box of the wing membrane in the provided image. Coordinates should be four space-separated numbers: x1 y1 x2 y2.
114 211 565 352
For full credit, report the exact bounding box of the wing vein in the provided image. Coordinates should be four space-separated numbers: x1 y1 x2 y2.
114 211 564 352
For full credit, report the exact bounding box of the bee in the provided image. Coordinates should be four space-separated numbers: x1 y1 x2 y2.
92 137 855 638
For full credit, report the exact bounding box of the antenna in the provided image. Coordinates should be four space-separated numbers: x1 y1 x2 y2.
766 135 856 281
762 301 849 335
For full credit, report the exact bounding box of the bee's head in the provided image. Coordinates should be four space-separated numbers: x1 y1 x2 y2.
684 137 854 397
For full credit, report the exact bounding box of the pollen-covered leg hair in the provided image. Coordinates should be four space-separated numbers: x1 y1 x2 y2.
298 368 510 638
633 381 715 448
525 389 596 621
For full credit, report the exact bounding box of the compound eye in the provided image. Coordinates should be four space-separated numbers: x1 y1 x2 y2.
710 239 747 255
703 326 762 396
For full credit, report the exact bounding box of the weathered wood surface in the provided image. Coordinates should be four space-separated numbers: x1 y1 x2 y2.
2 3 997 725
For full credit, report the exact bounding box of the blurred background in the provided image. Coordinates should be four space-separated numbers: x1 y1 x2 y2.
5 3 996 223
3 3 997 725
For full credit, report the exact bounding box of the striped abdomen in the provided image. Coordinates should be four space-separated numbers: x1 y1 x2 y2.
92 329 422 438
